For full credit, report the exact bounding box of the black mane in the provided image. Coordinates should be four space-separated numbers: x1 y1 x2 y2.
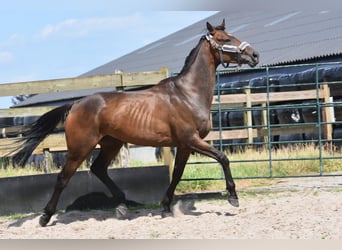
178 35 206 75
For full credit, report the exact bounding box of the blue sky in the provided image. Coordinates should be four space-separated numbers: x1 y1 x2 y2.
0 0 216 108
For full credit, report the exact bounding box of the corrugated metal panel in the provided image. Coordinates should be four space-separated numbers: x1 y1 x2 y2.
82 5 342 76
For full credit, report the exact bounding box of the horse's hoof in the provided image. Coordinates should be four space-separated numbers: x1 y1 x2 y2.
228 196 239 207
161 206 173 218
161 210 173 218
115 203 128 219
39 214 51 227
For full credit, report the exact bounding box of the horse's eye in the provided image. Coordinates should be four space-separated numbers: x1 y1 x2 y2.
219 38 231 43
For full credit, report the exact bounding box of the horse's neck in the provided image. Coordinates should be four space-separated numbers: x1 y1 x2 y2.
178 42 217 110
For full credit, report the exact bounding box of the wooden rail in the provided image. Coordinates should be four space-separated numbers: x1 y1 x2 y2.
0 68 169 96
211 88 324 109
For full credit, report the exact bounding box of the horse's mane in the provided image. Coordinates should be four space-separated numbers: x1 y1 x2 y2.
178 24 224 75
178 35 206 75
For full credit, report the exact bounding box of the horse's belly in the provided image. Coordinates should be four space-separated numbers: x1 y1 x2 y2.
111 129 173 147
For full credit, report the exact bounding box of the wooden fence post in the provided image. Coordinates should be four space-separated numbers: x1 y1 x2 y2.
244 86 253 144
43 149 52 173
162 147 174 182
321 84 333 150
261 102 268 148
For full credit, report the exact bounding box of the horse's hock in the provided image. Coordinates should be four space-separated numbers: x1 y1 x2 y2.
0 166 169 216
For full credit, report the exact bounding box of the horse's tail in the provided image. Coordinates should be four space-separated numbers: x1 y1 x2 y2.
12 103 73 167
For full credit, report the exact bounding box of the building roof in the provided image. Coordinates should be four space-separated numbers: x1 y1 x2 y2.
82 2 342 76
15 0 342 107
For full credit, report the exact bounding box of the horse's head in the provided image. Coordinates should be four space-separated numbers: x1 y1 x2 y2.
206 19 259 68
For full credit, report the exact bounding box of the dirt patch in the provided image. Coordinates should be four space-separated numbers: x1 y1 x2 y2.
1 176 341 239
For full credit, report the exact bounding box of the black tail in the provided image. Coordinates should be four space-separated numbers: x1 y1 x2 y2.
12 103 73 167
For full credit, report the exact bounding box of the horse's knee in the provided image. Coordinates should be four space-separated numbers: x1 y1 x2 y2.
217 151 229 166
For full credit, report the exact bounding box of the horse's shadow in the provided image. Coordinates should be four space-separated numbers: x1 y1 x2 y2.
8 192 236 227
51 192 236 226
7 213 41 228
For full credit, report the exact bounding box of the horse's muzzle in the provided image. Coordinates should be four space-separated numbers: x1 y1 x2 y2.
244 48 259 67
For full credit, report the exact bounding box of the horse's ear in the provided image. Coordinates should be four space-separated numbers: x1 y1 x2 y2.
220 19 226 30
206 22 215 34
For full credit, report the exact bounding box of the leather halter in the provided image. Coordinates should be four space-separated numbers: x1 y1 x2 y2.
205 33 250 68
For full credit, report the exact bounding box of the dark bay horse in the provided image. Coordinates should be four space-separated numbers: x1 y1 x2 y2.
12 19 259 226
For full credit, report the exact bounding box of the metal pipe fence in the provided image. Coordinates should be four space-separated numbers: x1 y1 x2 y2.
1 64 341 181
182 62 342 181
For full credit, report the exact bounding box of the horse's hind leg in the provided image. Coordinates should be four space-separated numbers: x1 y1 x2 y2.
39 131 99 227
90 136 126 203
39 149 94 226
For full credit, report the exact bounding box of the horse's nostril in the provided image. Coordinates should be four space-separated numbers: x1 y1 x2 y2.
253 51 260 59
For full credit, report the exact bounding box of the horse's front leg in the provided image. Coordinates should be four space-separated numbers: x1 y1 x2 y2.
188 135 239 207
161 147 191 214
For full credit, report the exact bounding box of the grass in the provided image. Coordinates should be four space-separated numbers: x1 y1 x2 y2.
1 144 341 193
175 144 342 193
0 213 35 220
0 164 55 178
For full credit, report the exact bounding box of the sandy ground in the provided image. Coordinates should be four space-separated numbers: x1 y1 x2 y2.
0 176 341 239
